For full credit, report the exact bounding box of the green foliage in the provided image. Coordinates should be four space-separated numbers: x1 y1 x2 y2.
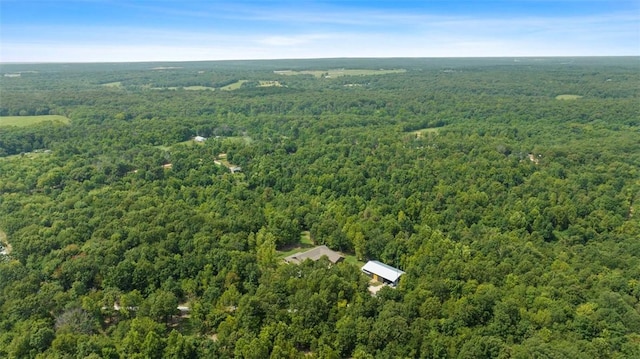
0 57 638 357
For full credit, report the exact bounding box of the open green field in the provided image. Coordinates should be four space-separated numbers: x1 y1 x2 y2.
220 80 249 91
101 81 122 88
411 127 443 139
0 151 52 161
343 254 365 267
0 115 70 127
148 86 215 91
556 94 583 100
274 68 406 78
276 231 314 258
221 80 284 90
183 86 215 91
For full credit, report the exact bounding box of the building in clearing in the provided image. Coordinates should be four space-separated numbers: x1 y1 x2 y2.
194 135 206 142
361 260 405 286
284 245 344 265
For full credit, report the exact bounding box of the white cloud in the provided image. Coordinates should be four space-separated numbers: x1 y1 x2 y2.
1 5 637 62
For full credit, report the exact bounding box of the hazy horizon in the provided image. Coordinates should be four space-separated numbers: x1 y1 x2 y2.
2 55 639 66
1 0 639 63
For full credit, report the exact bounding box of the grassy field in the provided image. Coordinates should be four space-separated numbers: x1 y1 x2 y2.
147 86 215 91
0 151 52 161
183 86 215 91
343 254 365 267
101 81 122 88
0 115 70 127
218 136 253 145
220 80 249 91
276 231 314 258
219 80 283 91
556 94 583 100
274 68 406 78
411 127 443 139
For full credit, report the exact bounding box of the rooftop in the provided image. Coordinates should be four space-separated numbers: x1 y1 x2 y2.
284 245 344 264
362 260 405 283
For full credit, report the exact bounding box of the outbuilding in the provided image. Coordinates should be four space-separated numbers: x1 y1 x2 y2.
361 260 405 286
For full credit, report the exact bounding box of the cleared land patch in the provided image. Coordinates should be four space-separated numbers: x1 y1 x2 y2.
220 80 249 91
220 80 282 91
101 81 122 88
556 94 583 100
0 150 53 161
0 115 70 127
183 86 215 91
277 231 315 258
0 229 10 255
259 80 282 87
411 127 442 139
148 86 215 91
275 68 406 78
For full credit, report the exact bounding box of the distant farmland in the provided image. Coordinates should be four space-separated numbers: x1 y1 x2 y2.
556 94 583 100
274 68 406 78
0 115 70 127
220 80 283 91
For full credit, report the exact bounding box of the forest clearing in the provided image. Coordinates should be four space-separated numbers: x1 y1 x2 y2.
556 94 583 100
0 229 10 255
0 115 70 127
274 68 406 77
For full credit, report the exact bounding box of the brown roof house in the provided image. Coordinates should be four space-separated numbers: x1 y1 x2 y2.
284 245 344 265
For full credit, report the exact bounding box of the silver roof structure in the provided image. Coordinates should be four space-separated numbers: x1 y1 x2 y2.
361 260 405 283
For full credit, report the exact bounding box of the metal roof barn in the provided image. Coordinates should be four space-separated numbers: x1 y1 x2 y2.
361 260 405 285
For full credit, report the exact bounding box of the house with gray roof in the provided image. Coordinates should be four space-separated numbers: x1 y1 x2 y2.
284 245 344 265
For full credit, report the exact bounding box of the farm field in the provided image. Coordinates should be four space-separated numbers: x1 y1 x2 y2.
0 115 70 127
274 68 406 77
101 81 122 88
183 86 215 91
220 80 249 90
220 80 283 90
556 94 583 100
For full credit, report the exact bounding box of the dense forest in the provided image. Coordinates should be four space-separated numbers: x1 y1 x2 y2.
0 57 639 358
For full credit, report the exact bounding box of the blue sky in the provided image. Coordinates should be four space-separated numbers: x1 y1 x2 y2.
1 0 638 62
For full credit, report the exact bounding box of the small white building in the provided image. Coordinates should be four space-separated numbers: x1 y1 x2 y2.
194 136 206 142
362 260 405 287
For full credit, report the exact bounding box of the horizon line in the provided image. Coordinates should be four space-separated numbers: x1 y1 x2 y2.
2 55 638 66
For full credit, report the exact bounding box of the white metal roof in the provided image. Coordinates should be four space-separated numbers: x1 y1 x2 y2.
361 260 405 283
